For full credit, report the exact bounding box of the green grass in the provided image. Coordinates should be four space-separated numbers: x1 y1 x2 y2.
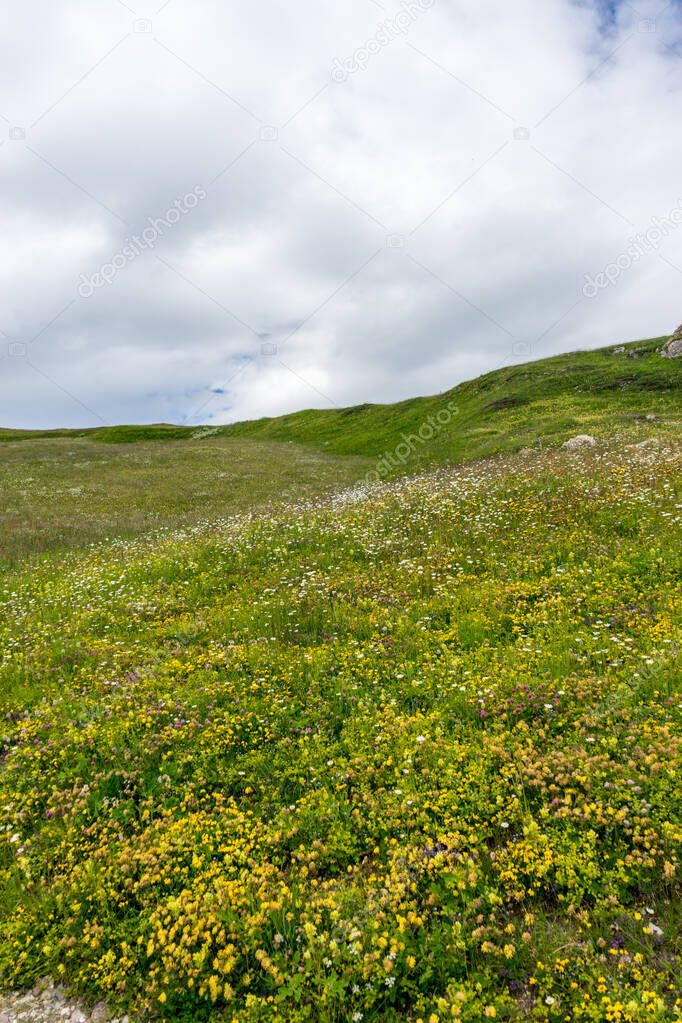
0 439 680 1021
0 335 681 1021
0 438 369 572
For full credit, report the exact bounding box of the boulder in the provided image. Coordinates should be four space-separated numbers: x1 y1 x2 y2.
563 434 596 450
661 325 682 358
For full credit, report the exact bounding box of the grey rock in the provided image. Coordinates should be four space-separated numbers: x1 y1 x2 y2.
562 434 597 450
0 987 134 1023
661 325 682 358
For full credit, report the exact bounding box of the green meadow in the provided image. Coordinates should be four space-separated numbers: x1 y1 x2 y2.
0 337 680 1021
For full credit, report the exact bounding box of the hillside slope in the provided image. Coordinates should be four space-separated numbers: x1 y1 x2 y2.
2 337 680 465
0 436 680 1021
1 336 680 570
220 335 681 463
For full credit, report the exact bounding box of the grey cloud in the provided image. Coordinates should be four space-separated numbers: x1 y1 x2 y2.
1 0 681 428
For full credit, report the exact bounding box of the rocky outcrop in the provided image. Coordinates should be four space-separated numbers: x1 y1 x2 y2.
661 325 682 358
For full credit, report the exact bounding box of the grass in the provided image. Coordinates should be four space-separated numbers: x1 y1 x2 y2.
0 336 680 1021
0 437 369 572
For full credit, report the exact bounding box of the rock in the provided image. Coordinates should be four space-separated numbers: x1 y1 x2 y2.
611 345 626 355
662 337 682 358
0 988 127 1023
661 325 682 358
645 413 657 421
562 434 596 450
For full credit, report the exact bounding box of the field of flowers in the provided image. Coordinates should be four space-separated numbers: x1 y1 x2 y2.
0 436 681 1021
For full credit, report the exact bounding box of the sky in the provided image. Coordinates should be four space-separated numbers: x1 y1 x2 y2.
0 0 681 429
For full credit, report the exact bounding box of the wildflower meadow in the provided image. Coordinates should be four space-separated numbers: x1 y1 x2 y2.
1 431 680 1021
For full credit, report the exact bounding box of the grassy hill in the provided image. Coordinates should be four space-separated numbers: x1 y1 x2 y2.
2 337 679 463
1 336 680 571
220 335 681 461
0 336 681 1022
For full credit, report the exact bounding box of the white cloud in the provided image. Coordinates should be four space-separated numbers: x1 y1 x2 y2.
0 0 681 428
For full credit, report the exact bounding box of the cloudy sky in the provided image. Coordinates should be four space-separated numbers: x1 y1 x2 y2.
1 0 681 428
